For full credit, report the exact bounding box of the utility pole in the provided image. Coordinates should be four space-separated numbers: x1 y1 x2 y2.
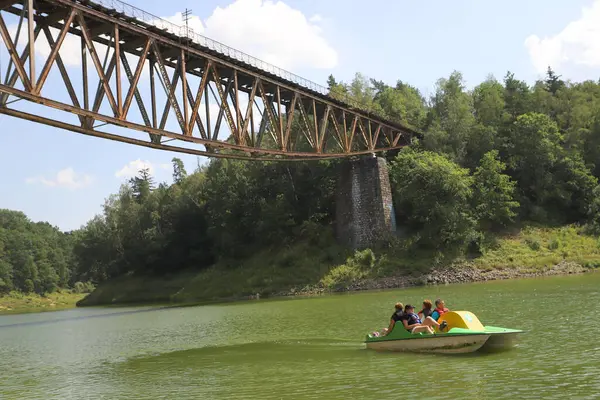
182 8 192 39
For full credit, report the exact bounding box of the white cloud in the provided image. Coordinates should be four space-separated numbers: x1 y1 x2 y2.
8 0 336 77
162 0 338 70
115 159 155 179
525 0 600 73
115 159 171 179
26 167 92 189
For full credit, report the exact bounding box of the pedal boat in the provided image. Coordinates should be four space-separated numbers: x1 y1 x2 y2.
365 311 523 354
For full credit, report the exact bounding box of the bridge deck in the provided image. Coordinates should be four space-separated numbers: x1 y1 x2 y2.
0 0 419 160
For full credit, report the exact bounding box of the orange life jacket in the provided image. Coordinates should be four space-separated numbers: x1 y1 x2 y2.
434 307 449 320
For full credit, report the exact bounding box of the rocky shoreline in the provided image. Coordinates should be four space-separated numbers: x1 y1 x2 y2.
277 261 593 298
76 261 598 307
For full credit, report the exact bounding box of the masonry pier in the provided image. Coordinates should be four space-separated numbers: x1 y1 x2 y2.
335 156 396 249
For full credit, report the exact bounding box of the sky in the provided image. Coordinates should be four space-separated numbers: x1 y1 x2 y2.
0 0 599 231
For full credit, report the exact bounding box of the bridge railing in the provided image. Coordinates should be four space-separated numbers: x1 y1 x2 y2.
87 0 328 94
84 0 409 130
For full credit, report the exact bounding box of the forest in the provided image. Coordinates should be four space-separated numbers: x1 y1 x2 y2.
1 67 600 296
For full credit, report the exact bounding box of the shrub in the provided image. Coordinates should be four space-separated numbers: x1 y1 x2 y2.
73 281 96 294
23 279 34 293
525 238 541 251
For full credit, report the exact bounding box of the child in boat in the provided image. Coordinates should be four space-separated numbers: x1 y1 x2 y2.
402 304 448 334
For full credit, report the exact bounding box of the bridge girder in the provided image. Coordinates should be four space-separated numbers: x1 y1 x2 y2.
0 0 419 161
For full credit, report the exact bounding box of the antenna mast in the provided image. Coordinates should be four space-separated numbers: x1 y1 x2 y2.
182 8 192 39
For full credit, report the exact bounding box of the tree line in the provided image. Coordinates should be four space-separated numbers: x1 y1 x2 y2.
2 67 599 294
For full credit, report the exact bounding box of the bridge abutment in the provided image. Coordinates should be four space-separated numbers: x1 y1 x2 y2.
335 155 396 249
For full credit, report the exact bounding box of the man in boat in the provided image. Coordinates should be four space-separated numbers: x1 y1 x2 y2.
401 304 448 334
430 299 449 322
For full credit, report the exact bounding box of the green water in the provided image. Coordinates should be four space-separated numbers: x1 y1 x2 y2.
1 273 599 399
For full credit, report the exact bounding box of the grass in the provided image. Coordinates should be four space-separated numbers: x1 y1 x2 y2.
472 225 600 271
0 290 86 315
78 224 600 307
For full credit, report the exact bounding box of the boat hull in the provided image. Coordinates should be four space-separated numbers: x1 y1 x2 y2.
364 311 523 355
480 330 522 351
366 334 491 354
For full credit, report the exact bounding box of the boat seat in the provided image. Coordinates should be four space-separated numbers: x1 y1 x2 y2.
436 311 485 332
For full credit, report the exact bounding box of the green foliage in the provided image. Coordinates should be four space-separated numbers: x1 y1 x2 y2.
320 249 379 289
588 185 600 233
425 71 476 163
69 158 338 282
389 149 476 250
525 237 541 251
507 113 563 207
7 68 600 300
373 81 427 130
73 281 95 294
472 150 519 228
473 225 600 270
473 76 506 127
0 209 76 294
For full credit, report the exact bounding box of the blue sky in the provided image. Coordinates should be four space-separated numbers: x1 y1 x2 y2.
0 0 599 231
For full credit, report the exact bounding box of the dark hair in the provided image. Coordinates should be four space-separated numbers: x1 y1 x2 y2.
435 298 443 306
404 304 414 311
422 299 432 309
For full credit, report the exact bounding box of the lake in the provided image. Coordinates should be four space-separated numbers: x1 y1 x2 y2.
1 272 599 399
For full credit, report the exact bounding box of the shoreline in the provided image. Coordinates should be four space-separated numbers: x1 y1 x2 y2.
77 261 596 309
3 262 596 315
0 292 86 316
275 260 593 298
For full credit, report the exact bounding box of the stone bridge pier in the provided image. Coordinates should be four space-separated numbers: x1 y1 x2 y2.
335 155 396 249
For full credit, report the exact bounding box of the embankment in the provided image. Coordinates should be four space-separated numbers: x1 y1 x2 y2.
0 291 86 315
77 225 600 307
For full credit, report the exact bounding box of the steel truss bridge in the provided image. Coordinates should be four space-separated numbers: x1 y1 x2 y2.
0 0 418 161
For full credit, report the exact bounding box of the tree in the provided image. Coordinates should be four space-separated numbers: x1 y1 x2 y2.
588 185 600 233
545 66 565 95
506 113 563 211
473 76 505 128
389 149 476 250
425 71 476 164
503 71 532 120
472 150 519 228
374 81 427 130
129 168 155 202
172 157 187 184
326 74 337 90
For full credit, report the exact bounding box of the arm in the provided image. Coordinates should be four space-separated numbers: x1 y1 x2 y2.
383 319 395 336
403 318 420 330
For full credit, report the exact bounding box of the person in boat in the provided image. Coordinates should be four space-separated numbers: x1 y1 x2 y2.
430 298 449 321
418 299 433 320
402 304 448 334
373 302 404 337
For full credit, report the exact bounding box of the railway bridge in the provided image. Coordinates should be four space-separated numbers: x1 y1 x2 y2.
0 0 420 247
